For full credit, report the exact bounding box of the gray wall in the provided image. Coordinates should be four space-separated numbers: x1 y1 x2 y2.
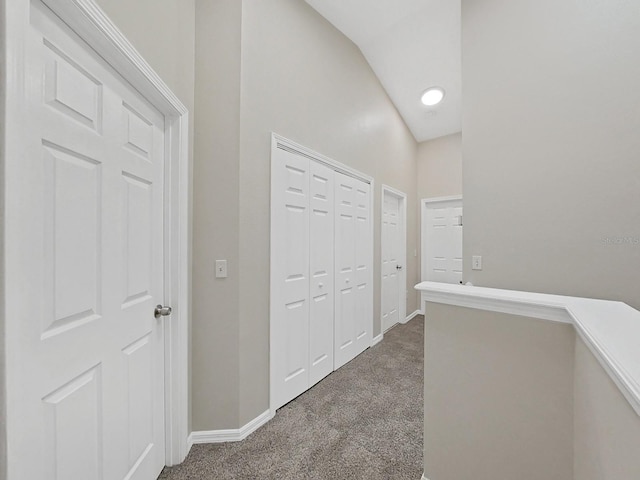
416 132 462 200
96 0 196 110
192 0 418 429
574 337 640 479
0 0 6 477
192 0 242 431
424 303 575 480
423 303 640 480
462 0 640 308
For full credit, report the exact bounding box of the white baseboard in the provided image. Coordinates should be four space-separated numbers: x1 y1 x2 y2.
189 409 273 445
404 309 423 323
371 333 384 346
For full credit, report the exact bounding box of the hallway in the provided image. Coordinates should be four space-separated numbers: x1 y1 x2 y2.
160 317 424 479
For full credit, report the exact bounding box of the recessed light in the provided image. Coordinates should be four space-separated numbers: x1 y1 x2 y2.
421 87 445 106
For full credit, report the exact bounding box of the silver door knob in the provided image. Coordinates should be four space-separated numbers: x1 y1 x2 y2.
319 283 324 288
396 265 403 270
154 305 172 318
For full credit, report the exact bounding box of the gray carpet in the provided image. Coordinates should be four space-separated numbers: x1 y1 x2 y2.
160 316 424 479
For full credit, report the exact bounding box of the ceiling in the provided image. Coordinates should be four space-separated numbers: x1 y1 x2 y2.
305 0 461 143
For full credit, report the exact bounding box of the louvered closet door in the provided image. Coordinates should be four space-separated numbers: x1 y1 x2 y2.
271 150 311 409
334 173 372 369
309 162 335 386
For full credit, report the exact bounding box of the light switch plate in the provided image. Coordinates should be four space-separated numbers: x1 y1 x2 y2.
215 259 228 278
472 256 482 270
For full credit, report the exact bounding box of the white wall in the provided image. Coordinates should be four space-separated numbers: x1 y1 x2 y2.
462 0 640 308
416 132 462 200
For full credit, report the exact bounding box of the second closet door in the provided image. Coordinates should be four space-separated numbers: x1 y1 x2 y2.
334 173 372 369
309 162 335 387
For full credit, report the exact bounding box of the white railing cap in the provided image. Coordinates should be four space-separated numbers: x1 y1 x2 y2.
416 281 640 417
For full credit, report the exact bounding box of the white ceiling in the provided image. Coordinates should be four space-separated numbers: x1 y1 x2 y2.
305 0 461 143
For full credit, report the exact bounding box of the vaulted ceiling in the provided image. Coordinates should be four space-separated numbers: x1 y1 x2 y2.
305 0 461 143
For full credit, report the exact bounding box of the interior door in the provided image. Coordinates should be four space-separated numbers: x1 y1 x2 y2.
10 3 166 478
271 149 311 409
423 199 463 284
353 180 373 356
334 173 372 369
309 161 335 387
382 193 401 331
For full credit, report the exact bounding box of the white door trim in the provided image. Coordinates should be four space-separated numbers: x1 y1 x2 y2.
272 133 374 185
421 195 463 282
3 0 190 467
381 185 407 332
270 133 374 415
422 195 463 205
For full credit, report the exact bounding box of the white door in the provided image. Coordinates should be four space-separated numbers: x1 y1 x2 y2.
309 161 335 387
10 3 166 478
271 140 375 408
334 173 372 369
353 180 373 357
381 192 401 332
422 199 463 284
271 149 311 409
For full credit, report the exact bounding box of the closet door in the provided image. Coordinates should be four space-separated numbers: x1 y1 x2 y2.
271 150 310 409
353 181 373 356
308 162 334 386
334 173 372 368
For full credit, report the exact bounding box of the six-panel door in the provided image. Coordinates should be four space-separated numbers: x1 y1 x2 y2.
382 193 401 332
424 200 463 284
11 3 166 479
334 172 372 370
271 146 373 409
271 150 311 408
309 161 335 387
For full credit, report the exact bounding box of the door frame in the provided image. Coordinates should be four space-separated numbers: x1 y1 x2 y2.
421 195 463 282
3 0 191 467
380 185 407 332
269 133 374 415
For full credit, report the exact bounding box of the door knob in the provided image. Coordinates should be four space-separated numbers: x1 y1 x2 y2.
319 283 324 288
154 305 172 318
396 265 403 270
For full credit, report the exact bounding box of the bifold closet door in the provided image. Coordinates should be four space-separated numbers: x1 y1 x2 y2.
271 150 336 409
271 150 311 409
309 161 335 387
334 173 372 369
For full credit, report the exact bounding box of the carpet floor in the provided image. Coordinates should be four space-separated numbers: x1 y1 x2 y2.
159 316 424 480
